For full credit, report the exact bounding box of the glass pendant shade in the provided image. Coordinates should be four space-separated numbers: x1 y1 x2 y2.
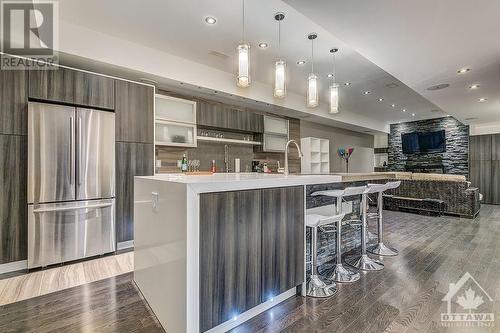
274 59 286 98
307 73 318 108
237 43 250 88
329 84 339 113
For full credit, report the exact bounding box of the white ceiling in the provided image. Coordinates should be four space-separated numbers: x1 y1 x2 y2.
57 0 446 127
284 0 500 125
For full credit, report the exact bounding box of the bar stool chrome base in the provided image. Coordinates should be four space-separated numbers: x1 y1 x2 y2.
368 243 398 256
327 263 360 283
306 275 338 298
346 254 384 271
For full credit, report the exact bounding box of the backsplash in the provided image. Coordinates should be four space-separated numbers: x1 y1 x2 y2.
155 118 301 173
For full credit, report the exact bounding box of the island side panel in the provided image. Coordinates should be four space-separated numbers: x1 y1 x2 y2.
134 178 188 333
261 186 305 300
199 190 262 333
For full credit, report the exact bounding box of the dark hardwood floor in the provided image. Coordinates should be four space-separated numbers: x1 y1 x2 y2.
1 206 499 333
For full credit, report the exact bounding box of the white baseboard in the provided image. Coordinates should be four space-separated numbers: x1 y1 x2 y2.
0 260 27 274
117 240 134 251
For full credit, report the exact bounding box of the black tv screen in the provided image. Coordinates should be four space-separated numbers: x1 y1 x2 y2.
401 130 446 154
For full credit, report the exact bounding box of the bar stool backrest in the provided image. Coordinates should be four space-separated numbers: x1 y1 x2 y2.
343 186 367 197
364 184 387 194
384 181 401 190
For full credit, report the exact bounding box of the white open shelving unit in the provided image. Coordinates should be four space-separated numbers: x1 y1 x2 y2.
301 137 330 174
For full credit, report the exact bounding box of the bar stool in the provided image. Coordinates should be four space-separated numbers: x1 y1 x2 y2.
345 184 387 271
306 212 345 297
311 186 366 283
367 181 401 256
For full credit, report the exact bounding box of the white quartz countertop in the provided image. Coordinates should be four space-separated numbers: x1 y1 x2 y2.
136 173 342 193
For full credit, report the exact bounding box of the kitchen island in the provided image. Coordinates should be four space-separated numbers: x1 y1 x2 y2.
133 173 342 333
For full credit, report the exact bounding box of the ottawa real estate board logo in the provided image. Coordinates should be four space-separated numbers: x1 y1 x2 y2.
1 0 58 69
441 272 494 328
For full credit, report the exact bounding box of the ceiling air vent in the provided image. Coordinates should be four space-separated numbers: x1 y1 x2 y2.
385 82 399 88
427 83 450 91
208 50 230 59
465 117 479 121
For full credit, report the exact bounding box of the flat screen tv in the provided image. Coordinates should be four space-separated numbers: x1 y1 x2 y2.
401 130 446 154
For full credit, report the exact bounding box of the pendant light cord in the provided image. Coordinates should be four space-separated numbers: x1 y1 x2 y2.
278 19 281 55
332 52 336 84
311 38 314 73
242 0 245 41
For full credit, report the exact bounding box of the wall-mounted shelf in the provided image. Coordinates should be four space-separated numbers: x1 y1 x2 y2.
196 136 262 146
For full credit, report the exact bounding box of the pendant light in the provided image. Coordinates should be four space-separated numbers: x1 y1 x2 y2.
274 12 286 98
329 48 339 114
307 33 318 108
237 0 250 88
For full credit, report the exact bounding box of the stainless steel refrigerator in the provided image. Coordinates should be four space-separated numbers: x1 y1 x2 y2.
28 102 116 269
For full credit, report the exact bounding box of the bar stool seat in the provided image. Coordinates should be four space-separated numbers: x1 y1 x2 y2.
367 181 401 256
306 212 345 298
311 186 366 283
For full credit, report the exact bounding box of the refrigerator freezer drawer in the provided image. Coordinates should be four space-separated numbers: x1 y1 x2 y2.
28 199 116 269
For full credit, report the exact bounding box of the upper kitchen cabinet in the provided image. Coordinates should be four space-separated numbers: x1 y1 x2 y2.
197 100 263 133
115 80 155 144
28 66 115 110
155 94 197 147
0 69 27 136
255 115 289 153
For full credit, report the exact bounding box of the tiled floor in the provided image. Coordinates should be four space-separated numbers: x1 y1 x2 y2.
0 251 133 306
1 206 499 332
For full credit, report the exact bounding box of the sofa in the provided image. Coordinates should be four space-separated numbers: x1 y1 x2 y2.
381 173 480 218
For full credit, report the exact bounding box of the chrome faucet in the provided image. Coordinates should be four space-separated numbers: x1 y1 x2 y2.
224 144 231 173
284 140 303 176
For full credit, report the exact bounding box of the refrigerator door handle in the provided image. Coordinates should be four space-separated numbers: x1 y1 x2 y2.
78 115 82 186
70 116 75 185
33 202 113 213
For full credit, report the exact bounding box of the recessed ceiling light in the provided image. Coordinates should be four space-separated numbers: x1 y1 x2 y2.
258 42 269 49
402 109 407 112
327 73 334 78
378 98 384 102
478 97 487 102
297 60 306 65
447 115 451 117
344 82 351 86
411 113 415 117
391 104 396 108
205 16 217 25
469 84 480 90
457 68 471 74
363 91 371 95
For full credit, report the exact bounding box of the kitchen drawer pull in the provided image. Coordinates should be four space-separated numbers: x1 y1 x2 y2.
33 203 112 213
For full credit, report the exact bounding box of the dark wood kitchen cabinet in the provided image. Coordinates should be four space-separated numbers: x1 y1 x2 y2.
261 186 304 300
199 186 305 331
0 134 27 264
28 66 115 110
115 142 154 243
0 69 27 136
115 80 154 144
197 100 263 133
199 189 262 332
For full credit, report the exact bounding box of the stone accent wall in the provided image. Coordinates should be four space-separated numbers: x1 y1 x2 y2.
388 117 469 176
